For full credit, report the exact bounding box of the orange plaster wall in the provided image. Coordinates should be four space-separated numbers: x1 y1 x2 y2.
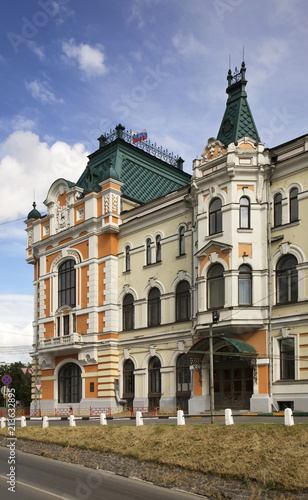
200 249 230 276
80 266 89 308
241 330 267 357
74 241 89 260
42 382 54 400
237 185 254 191
239 142 255 150
194 370 202 396
85 378 98 398
97 196 103 217
59 237 73 246
46 252 61 273
101 182 121 192
98 233 118 258
77 314 88 334
44 322 54 339
258 365 269 394
55 353 78 366
57 192 67 207
238 243 252 258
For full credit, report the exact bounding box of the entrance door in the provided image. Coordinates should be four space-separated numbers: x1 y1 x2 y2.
214 362 253 410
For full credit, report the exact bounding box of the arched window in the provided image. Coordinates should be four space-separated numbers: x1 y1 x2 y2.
176 281 190 321
146 238 152 265
276 255 298 304
207 264 224 309
239 196 250 229
290 188 298 223
176 354 191 413
148 287 161 326
179 226 185 256
209 198 222 235
58 363 81 403
123 294 134 331
238 265 252 305
58 259 76 307
274 193 282 227
156 235 161 263
125 246 131 272
123 359 134 406
148 356 161 408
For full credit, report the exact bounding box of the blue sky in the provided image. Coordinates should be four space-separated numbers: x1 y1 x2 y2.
1 0 308 364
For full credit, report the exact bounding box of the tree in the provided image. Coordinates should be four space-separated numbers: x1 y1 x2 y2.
0 362 32 407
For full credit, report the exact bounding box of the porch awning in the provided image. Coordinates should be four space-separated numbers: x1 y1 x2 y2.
185 336 257 364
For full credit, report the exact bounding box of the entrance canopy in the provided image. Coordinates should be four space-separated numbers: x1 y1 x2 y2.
185 336 257 364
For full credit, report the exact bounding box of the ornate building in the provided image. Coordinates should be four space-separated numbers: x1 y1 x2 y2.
26 63 308 414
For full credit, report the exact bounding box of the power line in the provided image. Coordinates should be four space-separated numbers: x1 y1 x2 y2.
0 216 26 226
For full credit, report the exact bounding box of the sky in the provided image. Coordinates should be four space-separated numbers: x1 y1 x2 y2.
1 0 308 365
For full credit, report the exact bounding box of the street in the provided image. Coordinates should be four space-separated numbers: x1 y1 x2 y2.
0 447 206 500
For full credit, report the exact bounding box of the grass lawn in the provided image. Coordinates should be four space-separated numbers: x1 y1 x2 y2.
1 424 307 493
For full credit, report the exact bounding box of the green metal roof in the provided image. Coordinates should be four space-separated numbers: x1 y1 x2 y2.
221 337 257 354
217 62 260 147
27 202 41 220
185 336 257 361
76 126 191 203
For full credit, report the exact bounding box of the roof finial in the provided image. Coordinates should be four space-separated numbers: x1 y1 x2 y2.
242 45 245 63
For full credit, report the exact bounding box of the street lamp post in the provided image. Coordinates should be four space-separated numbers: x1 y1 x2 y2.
209 310 220 424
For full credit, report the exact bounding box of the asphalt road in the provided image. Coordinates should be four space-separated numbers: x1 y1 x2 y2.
0 447 205 500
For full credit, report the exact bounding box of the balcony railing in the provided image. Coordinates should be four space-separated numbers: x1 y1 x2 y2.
40 333 81 348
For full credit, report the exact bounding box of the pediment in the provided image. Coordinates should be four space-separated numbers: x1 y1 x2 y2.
195 240 232 259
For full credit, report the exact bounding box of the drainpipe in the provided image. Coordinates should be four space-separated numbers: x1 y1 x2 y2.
267 157 276 406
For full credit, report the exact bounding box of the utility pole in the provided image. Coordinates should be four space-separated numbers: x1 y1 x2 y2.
209 311 220 424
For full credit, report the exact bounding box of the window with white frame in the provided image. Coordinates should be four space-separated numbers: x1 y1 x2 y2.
239 196 250 229
238 265 252 305
276 255 298 304
207 263 224 309
280 338 295 380
289 188 299 223
156 235 161 263
179 226 185 256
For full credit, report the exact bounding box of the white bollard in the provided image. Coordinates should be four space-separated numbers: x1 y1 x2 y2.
69 414 76 427
177 409 185 425
20 416 27 427
136 411 143 426
100 413 107 425
284 408 294 426
42 416 49 428
225 408 234 425
0 417 6 428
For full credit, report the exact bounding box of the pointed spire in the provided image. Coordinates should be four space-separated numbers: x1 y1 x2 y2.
217 62 260 147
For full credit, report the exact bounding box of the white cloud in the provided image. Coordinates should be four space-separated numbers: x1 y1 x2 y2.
62 39 108 78
28 41 45 60
25 79 64 104
172 32 208 58
0 130 88 223
11 114 36 131
0 295 33 364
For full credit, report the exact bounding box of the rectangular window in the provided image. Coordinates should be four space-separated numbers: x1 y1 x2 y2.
63 315 70 336
280 338 295 379
90 382 94 393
